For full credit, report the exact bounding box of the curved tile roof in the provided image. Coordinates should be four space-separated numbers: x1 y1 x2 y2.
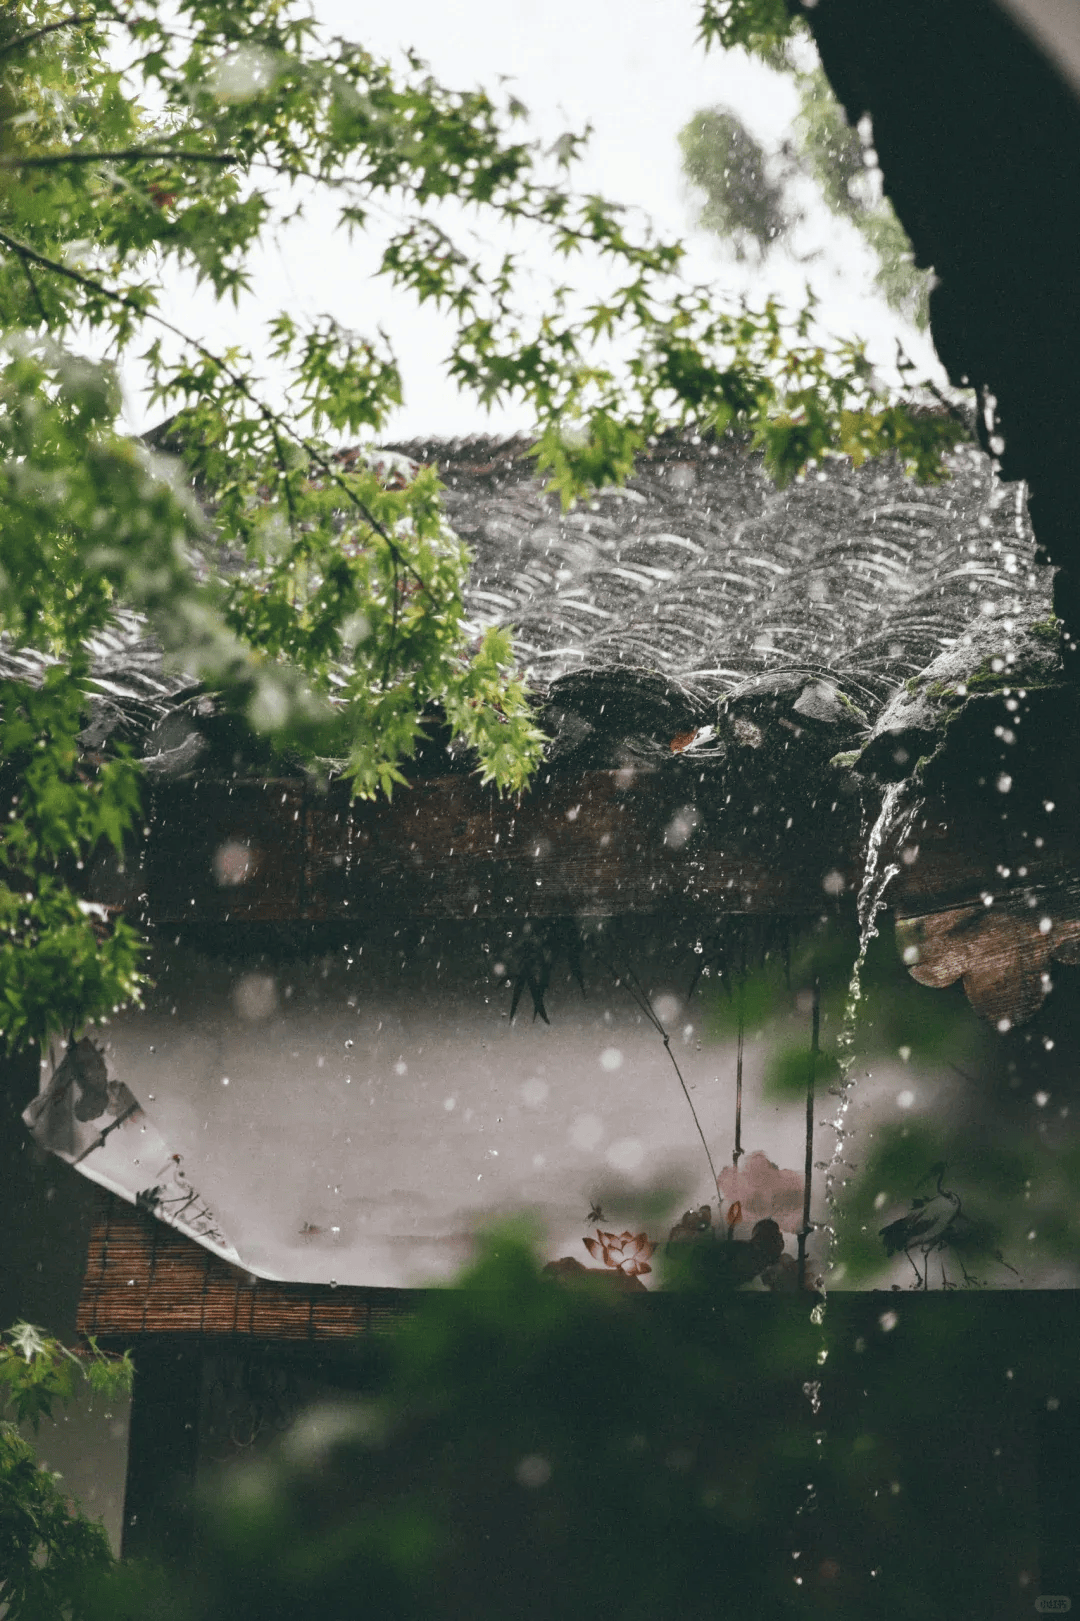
395 431 1047 715
0 429 1050 750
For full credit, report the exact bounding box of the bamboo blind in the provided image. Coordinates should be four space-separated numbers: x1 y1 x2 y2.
77 1193 415 1342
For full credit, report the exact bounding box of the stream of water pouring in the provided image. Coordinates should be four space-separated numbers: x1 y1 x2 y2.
817 780 921 1286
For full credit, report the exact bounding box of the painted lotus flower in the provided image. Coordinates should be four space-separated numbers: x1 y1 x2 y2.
583 1228 657 1276
718 1151 804 1234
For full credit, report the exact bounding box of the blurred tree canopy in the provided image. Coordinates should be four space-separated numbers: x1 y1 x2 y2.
84 1234 1052 1620
0 0 963 1054
678 107 789 262
680 66 933 329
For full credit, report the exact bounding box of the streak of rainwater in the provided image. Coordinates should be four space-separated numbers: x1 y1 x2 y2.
801 781 920 1425
818 781 921 1283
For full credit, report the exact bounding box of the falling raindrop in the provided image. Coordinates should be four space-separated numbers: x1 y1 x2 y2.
515 1454 552 1488
569 1114 603 1151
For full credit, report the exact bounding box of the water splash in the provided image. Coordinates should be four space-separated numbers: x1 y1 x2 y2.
820 781 920 1273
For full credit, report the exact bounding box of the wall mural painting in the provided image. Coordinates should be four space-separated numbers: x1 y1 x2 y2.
24 1033 238 1264
23 906 1060 1293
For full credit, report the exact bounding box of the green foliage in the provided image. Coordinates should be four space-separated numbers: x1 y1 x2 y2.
701 921 974 1075
764 1040 840 1100
703 959 785 1040
0 1321 133 1430
696 921 1017 1287
0 668 146 1053
1029 611 1062 645
831 941 974 1075
0 1323 131 1617
0 1425 115 1620
94 1233 829 1621
84 1231 1058 1620
793 68 932 329
697 0 799 59
680 67 935 332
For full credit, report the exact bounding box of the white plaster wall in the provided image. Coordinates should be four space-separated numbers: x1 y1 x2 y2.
97 930 824 1287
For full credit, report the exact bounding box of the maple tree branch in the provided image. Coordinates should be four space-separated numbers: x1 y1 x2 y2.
0 12 90 62
0 226 422 588
19 259 49 326
0 147 239 168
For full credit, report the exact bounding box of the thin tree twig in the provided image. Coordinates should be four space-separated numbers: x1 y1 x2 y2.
0 226 424 591
0 13 90 62
20 260 48 326
733 988 744 1167
609 957 720 1194
733 922 746 1168
0 148 239 168
895 338 971 428
267 422 299 537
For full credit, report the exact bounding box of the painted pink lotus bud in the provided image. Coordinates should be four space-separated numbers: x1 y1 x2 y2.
583 1228 657 1276
718 1151 804 1233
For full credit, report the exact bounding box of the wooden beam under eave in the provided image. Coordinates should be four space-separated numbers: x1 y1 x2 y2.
139 769 861 924
887 792 1080 920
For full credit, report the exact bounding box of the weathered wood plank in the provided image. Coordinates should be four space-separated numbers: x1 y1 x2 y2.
888 793 1080 919
145 779 307 922
884 792 1080 1027
78 1194 415 1342
898 899 1080 1026
131 770 1080 933
141 769 860 923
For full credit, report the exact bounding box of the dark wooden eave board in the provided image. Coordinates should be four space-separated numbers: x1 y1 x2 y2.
84 760 1080 1031
92 765 1080 932
888 792 1080 919
131 769 861 924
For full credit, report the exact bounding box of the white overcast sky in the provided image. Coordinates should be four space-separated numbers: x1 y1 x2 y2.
124 0 945 441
